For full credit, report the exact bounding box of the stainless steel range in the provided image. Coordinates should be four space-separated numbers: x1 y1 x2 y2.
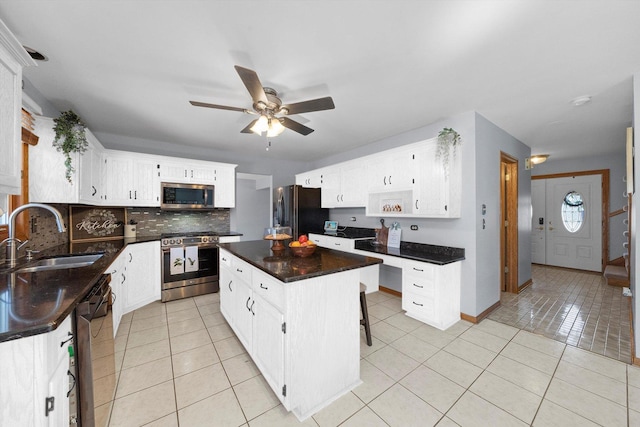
160 232 219 302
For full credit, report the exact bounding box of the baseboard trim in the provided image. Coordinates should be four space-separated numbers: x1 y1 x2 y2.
460 300 501 324
379 286 402 298
518 278 533 293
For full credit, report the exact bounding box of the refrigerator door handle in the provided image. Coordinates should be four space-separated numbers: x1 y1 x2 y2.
276 191 285 225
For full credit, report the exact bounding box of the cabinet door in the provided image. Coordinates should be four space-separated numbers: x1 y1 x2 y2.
131 159 160 206
414 142 448 216
214 165 236 208
103 155 131 205
191 165 215 184
0 35 26 195
296 169 324 188
160 162 191 183
78 145 101 204
219 263 234 324
46 355 70 427
107 255 126 336
252 295 285 399
234 278 253 352
123 242 160 312
320 167 341 208
340 161 366 207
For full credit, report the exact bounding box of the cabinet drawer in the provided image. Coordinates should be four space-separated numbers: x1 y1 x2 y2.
403 273 435 298
219 250 232 269
231 256 252 283
403 259 435 280
402 291 435 320
252 269 284 311
46 315 73 374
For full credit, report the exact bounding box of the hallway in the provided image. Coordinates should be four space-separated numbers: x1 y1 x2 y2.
488 264 632 364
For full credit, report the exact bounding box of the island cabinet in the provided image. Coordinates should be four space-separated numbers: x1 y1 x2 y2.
402 258 461 330
219 246 366 421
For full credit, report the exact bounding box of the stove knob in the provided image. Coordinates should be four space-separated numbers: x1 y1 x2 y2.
169 239 175 245
161 239 167 245
202 237 209 243
176 238 182 245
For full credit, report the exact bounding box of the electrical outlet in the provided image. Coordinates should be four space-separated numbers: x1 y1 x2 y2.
350 217 356 221
410 225 418 230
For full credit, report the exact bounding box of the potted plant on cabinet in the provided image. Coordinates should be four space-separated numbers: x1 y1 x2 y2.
52 110 88 183
436 127 461 178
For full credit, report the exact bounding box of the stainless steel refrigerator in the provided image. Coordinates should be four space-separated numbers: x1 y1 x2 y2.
273 185 328 238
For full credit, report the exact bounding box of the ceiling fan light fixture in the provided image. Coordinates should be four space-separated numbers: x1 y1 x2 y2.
250 115 269 134
267 117 285 137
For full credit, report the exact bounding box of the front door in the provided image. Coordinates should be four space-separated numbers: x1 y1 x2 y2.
531 179 546 264
535 174 603 272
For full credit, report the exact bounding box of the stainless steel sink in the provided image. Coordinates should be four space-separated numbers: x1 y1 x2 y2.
16 254 104 273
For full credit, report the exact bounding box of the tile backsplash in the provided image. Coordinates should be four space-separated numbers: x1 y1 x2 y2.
126 207 230 237
27 204 231 250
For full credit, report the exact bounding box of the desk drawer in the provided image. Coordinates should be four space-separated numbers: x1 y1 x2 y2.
402 291 435 321
403 273 435 298
403 259 435 280
232 256 252 283
219 249 232 269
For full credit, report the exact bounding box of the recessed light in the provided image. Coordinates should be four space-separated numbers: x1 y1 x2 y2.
570 96 591 106
23 46 48 61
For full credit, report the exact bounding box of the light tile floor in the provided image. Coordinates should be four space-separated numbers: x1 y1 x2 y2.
107 269 640 426
489 264 632 363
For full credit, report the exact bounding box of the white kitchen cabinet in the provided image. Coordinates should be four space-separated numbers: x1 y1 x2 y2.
402 259 461 330
219 248 360 420
121 241 160 313
213 164 236 208
106 253 126 336
103 152 159 207
366 147 415 193
295 168 324 188
0 21 33 194
159 160 214 184
320 161 366 208
413 139 461 218
78 133 105 204
0 315 72 426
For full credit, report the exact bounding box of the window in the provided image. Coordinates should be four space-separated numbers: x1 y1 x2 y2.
0 193 7 225
561 191 585 233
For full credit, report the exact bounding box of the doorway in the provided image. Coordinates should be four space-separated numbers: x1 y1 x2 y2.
532 170 608 272
230 173 272 241
500 152 518 293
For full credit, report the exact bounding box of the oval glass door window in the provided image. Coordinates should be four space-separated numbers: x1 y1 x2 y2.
561 191 585 233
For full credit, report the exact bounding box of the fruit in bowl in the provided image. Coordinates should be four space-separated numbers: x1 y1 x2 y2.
289 236 316 257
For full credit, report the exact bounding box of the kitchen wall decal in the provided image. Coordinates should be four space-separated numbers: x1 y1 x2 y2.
70 206 125 242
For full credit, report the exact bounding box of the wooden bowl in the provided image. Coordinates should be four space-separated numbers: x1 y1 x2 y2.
288 243 317 257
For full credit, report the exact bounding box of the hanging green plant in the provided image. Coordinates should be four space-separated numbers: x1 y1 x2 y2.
436 127 462 178
52 110 88 183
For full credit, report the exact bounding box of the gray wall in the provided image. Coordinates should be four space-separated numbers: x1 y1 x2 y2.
532 152 627 262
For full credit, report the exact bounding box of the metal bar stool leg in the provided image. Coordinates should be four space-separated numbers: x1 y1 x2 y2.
360 283 372 346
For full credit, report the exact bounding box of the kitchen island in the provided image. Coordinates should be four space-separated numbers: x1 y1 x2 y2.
218 240 382 421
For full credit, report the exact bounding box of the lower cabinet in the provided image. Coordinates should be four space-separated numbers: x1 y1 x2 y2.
219 248 359 420
0 315 73 426
402 259 461 330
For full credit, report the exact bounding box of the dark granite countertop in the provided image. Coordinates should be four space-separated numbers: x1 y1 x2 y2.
219 240 382 283
353 240 465 265
322 227 376 239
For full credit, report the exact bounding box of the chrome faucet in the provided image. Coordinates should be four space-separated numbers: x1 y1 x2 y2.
4 203 67 267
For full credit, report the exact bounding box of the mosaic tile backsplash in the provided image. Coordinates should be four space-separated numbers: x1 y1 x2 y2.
27 204 231 250
125 207 230 237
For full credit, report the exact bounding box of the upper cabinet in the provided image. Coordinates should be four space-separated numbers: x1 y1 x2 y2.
158 159 236 208
102 151 160 207
297 137 462 218
0 20 35 194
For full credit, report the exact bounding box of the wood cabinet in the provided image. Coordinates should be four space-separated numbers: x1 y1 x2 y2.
0 22 33 194
402 259 461 330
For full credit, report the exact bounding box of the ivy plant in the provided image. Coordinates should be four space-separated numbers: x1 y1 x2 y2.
52 110 88 183
436 127 462 178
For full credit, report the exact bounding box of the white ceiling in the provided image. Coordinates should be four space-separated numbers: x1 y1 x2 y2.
2 1 639 163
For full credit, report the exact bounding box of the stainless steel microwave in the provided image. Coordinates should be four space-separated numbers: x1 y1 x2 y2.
161 182 215 210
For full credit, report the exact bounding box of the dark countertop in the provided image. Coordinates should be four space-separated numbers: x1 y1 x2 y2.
322 227 376 239
353 240 465 265
219 240 382 283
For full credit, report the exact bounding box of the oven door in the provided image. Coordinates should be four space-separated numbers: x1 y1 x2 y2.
161 244 219 289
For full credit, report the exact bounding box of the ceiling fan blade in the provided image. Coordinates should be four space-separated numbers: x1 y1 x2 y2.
190 100 248 113
282 96 335 115
280 117 314 136
234 65 268 105
240 119 258 134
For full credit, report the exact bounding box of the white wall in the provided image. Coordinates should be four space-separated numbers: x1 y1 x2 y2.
230 174 271 241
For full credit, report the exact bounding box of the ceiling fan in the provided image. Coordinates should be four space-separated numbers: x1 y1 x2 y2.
190 66 335 137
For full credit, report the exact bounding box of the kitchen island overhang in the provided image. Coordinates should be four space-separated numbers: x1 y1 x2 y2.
218 240 382 421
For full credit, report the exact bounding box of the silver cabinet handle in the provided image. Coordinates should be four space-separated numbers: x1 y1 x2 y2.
246 297 251 311
228 280 233 291
260 283 268 290
236 268 243 273
412 301 423 307
412 267 423 272
413 283 423 288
